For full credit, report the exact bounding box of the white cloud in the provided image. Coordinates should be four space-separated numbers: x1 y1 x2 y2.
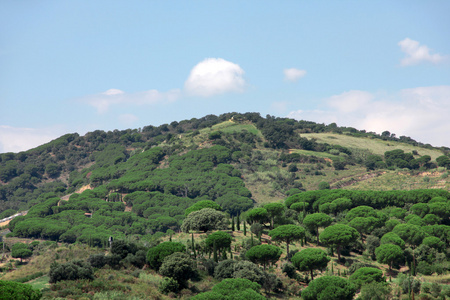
283 68 306 82
287 86 450 147
0 125 64 153
398 38 445 66
184 58 246 97
82 88 181 113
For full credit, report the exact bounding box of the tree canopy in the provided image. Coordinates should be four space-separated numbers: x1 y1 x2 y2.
291 248 330 280
319 224 359 261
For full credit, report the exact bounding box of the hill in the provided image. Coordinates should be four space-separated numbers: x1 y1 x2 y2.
1 112 449 299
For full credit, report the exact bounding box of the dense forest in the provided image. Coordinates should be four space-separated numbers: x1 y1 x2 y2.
1 112 449 299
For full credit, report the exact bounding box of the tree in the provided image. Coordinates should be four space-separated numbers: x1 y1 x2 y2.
49 260 94 283
269 224 305 258
211 278 264 299
331 197 352 214
11 248 33 262
0 281 42 300
301 276 356 300
263 202 285 229
319 224 359 262
303 213 332 245
349 267 384 288
380 232 405 249
375 244 403 271
436 155 450 168
392 223 426 248
206 231 232 255
159 252 198 288
246 208 269 224
359 282 392 300
111 240 138 259
318 181 330 190
346 206 377 221
291 248 329 280
181 208 228 233
11 243 32 262
246 244 282 270
192 278 265 300
348 217 377 242
185 200 222 216
147 241 186 270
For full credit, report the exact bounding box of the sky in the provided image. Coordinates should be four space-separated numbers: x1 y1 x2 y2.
1 1 450 153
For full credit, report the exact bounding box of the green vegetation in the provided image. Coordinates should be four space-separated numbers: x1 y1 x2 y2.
0 112 449 299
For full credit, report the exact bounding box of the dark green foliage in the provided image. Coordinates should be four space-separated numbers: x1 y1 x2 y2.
291 248 329 280
146 241 186 270
269 224 306 258
392 223 426 247
181 208 228 233
375 244 403 270
206 231 232 252
87 254 107 268
246 207 269 224
421 236 444 251
0 280 42 300
349 267 384 288
319 224 359 261
359 282 392 300
192 278 265 300
303 213 332 245
250 223 264 239
158 277 180 294
246 244 282 270
282 262 297 279
416 261 433 275
49 260 94 283
263 202 285 228
0 208 16 219
318 181 330 190
380 232 405 249
159 252 198 288
185 200 222 216
214 259 238 280
301 276 356 300
216 194 253 216
110 240 138 259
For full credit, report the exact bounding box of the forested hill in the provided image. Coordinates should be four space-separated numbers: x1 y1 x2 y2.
1 111 450 226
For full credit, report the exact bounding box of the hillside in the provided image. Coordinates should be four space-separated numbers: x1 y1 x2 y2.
1 112 450 299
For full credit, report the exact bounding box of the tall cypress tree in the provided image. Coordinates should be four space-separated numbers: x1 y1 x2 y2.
236 214 241 231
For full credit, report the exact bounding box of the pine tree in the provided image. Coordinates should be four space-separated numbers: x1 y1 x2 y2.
236 214 241 231
231 217 235 231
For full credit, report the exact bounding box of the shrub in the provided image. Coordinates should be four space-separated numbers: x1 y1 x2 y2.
158 277 180 294
0 281 42 300
49 260 94 283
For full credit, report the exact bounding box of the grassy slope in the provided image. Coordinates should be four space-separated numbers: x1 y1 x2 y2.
302 133 444 160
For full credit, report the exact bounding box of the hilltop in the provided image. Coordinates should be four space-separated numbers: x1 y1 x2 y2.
1 112 449 299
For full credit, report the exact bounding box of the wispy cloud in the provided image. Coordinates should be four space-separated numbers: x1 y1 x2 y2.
398 38 445 66
184 58 246 97
0 125 65 153
82 88 181 114
283 68 306 82
287 86 450 147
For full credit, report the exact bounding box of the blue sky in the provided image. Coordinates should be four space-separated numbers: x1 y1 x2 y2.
1 1 449 152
